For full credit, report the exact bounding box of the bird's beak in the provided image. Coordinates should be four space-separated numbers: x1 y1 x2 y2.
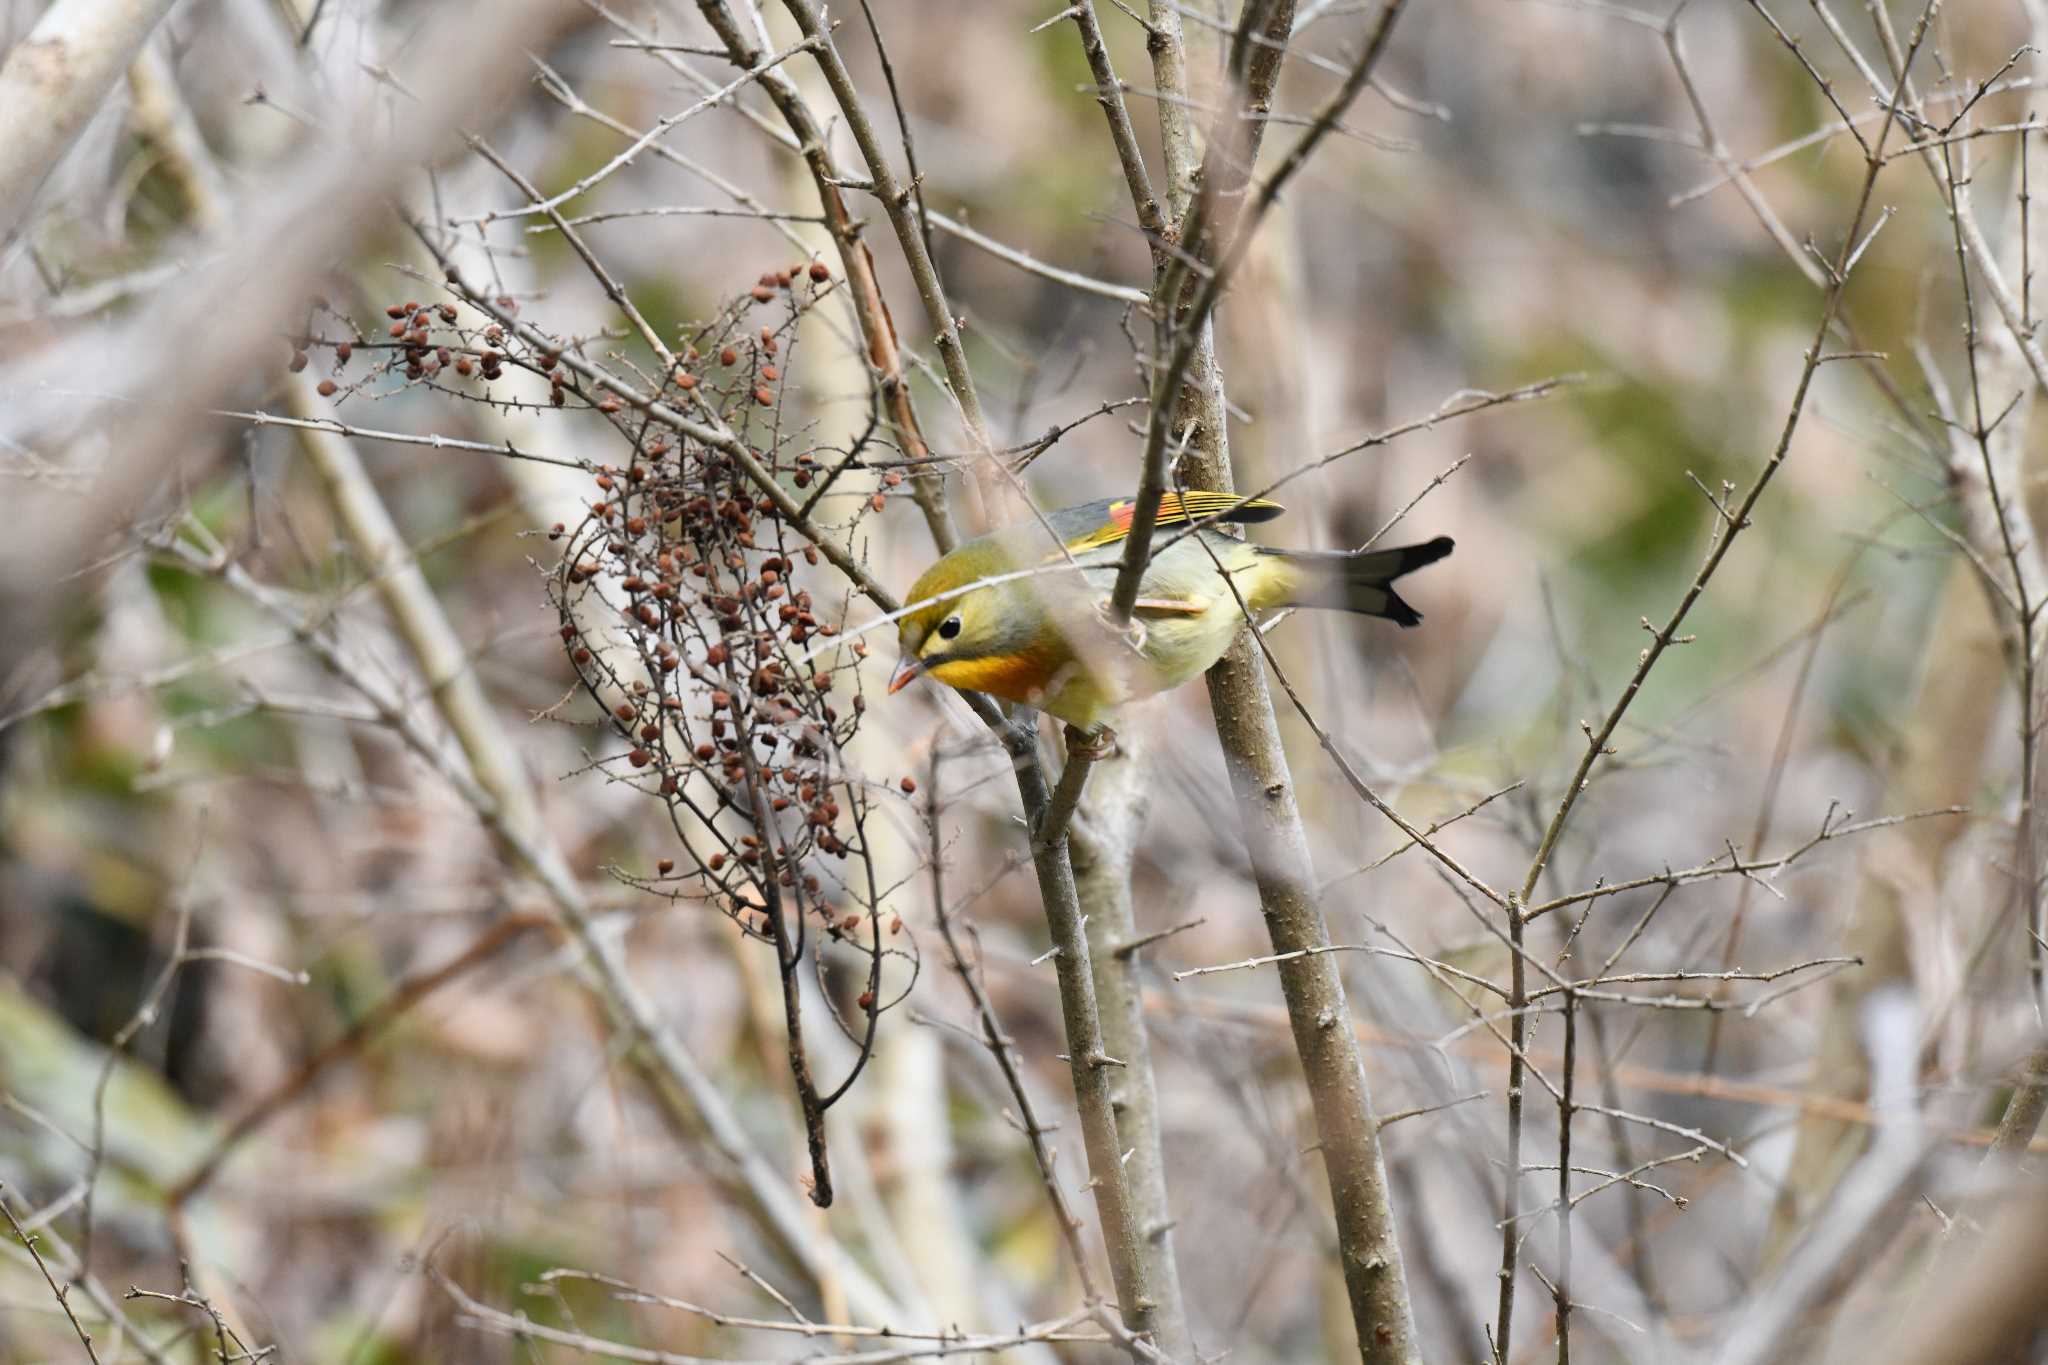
887 655 924 695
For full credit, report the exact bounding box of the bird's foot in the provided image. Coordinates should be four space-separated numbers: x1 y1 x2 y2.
1064 723 1118 762
1093 599 1149 652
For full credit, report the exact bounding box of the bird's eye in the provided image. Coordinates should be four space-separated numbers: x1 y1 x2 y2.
938 615 962 641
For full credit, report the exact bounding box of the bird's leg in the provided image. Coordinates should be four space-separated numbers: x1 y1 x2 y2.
1064 722 1118 762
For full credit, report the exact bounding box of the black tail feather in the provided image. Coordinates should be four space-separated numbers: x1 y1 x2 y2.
1257 535 1454 627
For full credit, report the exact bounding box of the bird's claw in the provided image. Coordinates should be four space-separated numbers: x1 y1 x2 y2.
1093 599 1148 652
1065 724 1118 762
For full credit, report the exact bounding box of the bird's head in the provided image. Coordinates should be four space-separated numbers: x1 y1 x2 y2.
889 543 1045 698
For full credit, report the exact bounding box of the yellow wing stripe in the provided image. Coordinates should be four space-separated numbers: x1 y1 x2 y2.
1062 491 1284 553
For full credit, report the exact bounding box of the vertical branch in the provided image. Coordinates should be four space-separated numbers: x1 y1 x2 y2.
1037 0 1424 1356
1109 4 1423 1359
1493 910 1530 1362
1069 736 1194 1361
1924 122 2047 1007
1003 719 1174 1358
1144 0 1204 220
1200 683 1420 1364
925 755 1102 1299
1982 1046 2048 1169
1068 1 1167 252
1905 7 2048 1278
742 747 834 1206
1110 0 1408 633
776 0 999 479
1553 992 1576 1365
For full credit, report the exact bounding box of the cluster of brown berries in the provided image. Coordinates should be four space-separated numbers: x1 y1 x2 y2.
748 259 832 304
373 299 484 384
550 293 884 942
285 292 585 408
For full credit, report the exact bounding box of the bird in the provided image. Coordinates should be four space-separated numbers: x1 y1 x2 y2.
888 491 1453 733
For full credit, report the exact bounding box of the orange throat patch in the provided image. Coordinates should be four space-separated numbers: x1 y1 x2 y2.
925 649 1057 707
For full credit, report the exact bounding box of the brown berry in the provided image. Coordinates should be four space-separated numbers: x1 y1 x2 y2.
900 776 917 794
657 858 675 875
628 748 652 768
316 379 338 397
809 261 830 282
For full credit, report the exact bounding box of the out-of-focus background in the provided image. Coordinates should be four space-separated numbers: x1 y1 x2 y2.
1 0 2043 1360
